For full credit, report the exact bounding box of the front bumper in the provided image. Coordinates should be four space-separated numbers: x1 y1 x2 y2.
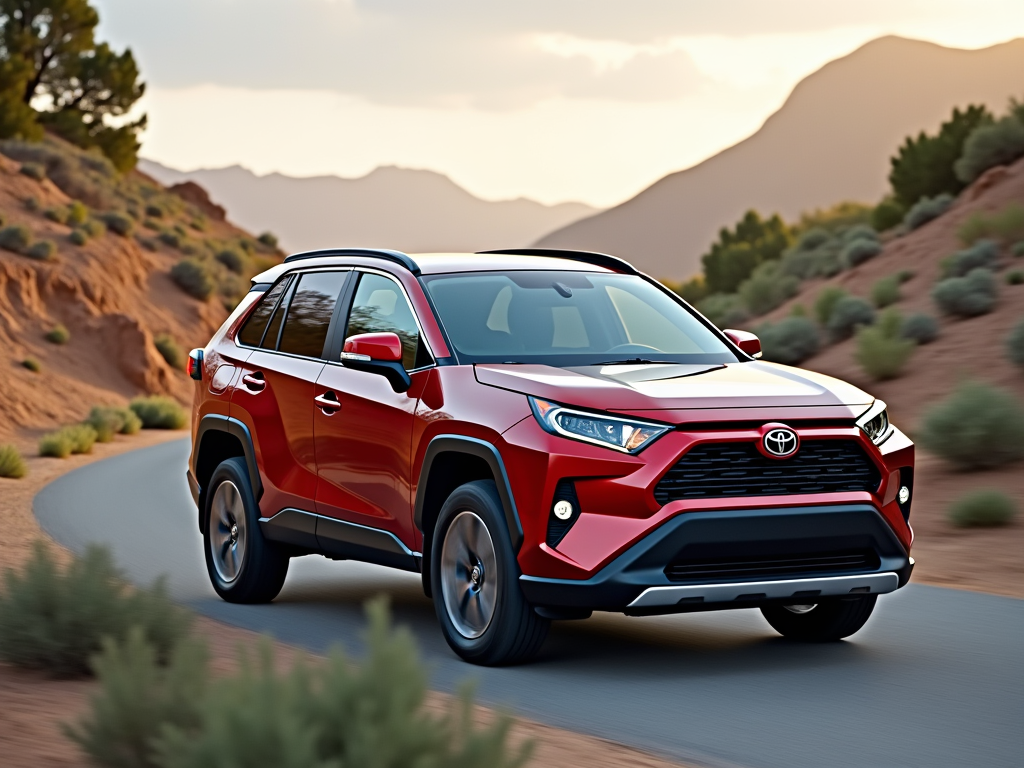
520 503 912 615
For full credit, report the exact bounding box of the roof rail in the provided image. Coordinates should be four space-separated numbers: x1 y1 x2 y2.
476 248 639 275
283 248 420 275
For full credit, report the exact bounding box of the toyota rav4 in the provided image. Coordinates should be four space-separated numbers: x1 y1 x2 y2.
187 248 914 665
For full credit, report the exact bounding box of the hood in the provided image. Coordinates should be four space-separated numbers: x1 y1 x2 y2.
474 361 873 417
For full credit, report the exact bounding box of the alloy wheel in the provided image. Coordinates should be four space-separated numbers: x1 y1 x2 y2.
210 480 247 584
440 510 498 639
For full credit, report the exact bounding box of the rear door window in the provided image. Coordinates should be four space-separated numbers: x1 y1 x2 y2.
277 271 349 358
237 277 291 347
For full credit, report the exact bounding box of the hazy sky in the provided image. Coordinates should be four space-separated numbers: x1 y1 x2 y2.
94 0 1024 207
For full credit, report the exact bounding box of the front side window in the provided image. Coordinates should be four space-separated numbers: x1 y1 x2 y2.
345 272 428 371
277 271 348 357
237 276 292 347
421 270 740 366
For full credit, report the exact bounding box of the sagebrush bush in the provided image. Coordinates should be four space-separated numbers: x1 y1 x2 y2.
900 313 939 344
0 224 32 253
1007 317 1024 368
827 296 875 342
957 204 1024 245
840 224 880 245
26 239 57 261
103 212 134 237
20 162 46 180
872 197 905 232
257 232 279 248
0 444 28 478
69 228 88 246
83 219 106 238
813 286 848 326
855 309 916 380
904 194 953 230
920 381 1024 469
86 406 143 442
780 228 843 279
171 259 214 300
738 261 799 316
130 396 187 429
215 248 245 274
756 317 819 365
948 490 1018 528
1007 270 1024 285
154 334 183 370
67 201 89 226
932 268 997 317
145 204 164 218
39 430 73 458
65 424 98 454
697 293 749 328
21 357 41 372
44 206 68 224
841 238 882 268
158 230 181 249
46 323 70 344
871 275 901 308
954 116 1024 184
0 543 190 678
943 239 1000 277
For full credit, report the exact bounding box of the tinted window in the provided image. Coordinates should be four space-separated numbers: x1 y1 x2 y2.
237 277 291 347
345 273 426 371
421 270 739 366
277 271 348 358
261 278 295 350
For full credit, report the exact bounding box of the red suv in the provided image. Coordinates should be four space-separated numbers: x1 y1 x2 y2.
187 248 914 665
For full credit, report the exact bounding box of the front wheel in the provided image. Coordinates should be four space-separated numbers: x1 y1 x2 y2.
761 595 877 641
431 480 549 665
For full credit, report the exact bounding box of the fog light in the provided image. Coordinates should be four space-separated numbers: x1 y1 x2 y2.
898 486 911 505
553 500 573 520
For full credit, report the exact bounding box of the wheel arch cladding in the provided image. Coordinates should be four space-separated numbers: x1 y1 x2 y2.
194 415 263 533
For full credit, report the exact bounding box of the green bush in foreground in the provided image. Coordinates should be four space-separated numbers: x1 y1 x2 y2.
855 309 916 381
39 424 98 457
154 334 183 370
22 357 41 372
46 324 70 344
130 396 188 430
871 275 901 308
86 406 143 442
920 381 1024 470
0 444 28 479
757 317 819 365
170 259 215 301
1007 317 1024 368
0 543 190 677
948 490 1018 528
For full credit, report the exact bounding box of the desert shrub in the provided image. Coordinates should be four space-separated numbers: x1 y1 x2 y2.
779 229 842 279
190 217 207 232
841 238 883 267
1007 270 1024 285
44 206 68 224
39 430 73 458
0 140 118 209
900 313 939 344
86 406 143 442
46 323 70 344
257 231 279 248
954 116 1024 184
154 334 183 370
840 224 880 245
871 197 906 231
102 212 134 237
813 286 848 326
67 201 89 226
21 357 41 372
957 204 1024 245
83 219 106 238
20 162 46 180
215 248 245 274
26 239 57 261
756 317 819 365
920 381 1024 469
943 239 1000 277
143 218 161 231
826 296 875 341
0 224 32 253
904 194 953 230
0 543 190 677
69 228 88 246
1014 241 1024 258
0 444 27 478
932 268 997 317
171 259 214 300
738 260 799 315
66 424 98 454
789 303 807 317
697 293 749 328
130 396 188 430
871 275 901 307
855 309 916 380
948 490 1018 528
158 230 181 249
1007 318 1024 368
180 242 200 257
145 204 164 218
897 269 915 283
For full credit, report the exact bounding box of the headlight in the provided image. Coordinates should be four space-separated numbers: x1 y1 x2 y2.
529 397 671 454
856 400 892 445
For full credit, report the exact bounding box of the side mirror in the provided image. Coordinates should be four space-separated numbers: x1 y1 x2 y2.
341 332 412 392
724 329 762 359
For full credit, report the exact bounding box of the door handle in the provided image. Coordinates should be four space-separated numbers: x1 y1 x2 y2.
241 372 265 392
314 392 341 414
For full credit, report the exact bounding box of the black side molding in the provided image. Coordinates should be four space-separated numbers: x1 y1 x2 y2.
193 415 263 502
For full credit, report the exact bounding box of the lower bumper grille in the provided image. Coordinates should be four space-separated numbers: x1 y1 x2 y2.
665 549 880 583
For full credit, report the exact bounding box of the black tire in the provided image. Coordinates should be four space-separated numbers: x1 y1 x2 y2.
430 480 549 665
760 595 877 642
203 457 289 604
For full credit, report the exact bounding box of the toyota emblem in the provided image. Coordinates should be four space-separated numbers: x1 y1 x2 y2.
762 427 799 458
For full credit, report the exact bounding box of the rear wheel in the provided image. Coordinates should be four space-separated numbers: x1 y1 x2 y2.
761 595 877 641
204 457 289 603
431 480 549 665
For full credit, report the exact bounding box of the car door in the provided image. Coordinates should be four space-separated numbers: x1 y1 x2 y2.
313 270 434 557
234 269 350 517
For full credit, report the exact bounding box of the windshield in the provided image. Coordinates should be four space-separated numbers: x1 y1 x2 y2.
421 270 741 366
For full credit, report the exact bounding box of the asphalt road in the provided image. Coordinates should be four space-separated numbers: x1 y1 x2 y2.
35 438 1023 768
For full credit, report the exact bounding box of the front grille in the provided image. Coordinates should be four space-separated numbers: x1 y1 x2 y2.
664 549 880 582
654 440 881 504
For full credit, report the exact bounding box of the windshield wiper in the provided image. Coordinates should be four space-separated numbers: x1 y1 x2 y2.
595 358 676 366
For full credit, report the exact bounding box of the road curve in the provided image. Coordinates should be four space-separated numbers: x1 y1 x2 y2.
35 438 1023 768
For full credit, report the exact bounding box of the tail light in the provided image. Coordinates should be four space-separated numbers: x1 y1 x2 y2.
187 349 204 381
